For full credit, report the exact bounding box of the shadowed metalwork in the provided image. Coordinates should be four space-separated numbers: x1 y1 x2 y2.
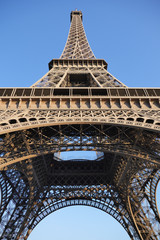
0 10 160 240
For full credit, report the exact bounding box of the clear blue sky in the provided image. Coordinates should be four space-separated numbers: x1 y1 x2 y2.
0 0 160 239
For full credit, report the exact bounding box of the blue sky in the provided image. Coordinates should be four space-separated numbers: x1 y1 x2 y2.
0 0 160 239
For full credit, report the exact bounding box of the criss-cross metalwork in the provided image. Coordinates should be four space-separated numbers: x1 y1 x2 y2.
0 10 160 240
60 10 95 59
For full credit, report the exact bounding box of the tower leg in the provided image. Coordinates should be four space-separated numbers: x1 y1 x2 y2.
128 168 160 240
0 170 30 240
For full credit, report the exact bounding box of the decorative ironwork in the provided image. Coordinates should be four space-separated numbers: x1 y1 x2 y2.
60 10 95 59
0 9 160 240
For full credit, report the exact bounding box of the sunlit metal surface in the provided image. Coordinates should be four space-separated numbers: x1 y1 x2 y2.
0 10 160 240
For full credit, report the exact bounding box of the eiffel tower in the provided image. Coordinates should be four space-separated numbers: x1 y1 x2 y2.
0 9 160 240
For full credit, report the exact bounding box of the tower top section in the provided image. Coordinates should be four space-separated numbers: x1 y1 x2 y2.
32 10 126 88
60 10 95 59
70 10 82 22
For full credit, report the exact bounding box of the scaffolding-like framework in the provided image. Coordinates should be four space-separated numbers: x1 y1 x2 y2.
0 10 160 240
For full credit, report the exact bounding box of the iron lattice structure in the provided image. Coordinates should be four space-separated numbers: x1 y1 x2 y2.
0 10 160 240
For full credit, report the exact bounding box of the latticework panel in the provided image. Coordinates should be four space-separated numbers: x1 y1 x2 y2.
0 170 30 239
19 184 138 240
31 60 125 88
0 124 160 169
60 10 95 59
128 169 160 239
0 108 160 136
0 8 160 240
0 123 160 239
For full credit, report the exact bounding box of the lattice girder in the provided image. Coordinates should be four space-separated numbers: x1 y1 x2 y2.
31 59 125 87
1 8 160 240
0 170 30 239
0 86 160 135
19 184 138 240
0 124 160 170
60 10 95 59
1 153 160 239
0 100 160 239
128 169 160 240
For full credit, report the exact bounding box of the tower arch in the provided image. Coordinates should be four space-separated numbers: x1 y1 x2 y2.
0 9 160 240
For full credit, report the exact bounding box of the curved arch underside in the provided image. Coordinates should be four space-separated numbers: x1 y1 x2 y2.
0 119 160 240
0 122 160 239
0 123 160 169
0 167 160 240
